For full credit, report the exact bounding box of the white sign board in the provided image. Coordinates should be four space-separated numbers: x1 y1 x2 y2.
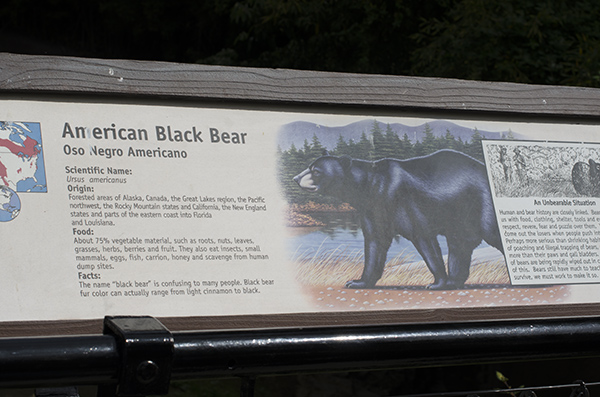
2 99 600 322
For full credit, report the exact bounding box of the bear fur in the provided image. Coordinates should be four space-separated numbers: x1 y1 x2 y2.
293 149 504 290
572 159 600 197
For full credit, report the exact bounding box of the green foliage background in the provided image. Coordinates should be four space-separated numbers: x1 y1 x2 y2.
2 0 600 87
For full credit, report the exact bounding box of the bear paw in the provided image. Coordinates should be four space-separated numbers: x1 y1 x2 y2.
444 280 465 290
345 280 373 289
427 280 463 290
426 280 448 290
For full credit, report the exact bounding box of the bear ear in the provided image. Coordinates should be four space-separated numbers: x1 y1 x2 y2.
340 155 352 171
322 149 330 156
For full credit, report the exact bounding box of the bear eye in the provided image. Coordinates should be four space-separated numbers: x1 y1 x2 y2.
312 169 321 178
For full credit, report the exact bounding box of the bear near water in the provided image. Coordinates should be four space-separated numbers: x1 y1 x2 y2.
293 149 504 290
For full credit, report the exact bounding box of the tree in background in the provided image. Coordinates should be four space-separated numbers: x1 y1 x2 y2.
213 0 600 87
465 128 485 160
417 123 438 156
410 0 600 86
383 124 402 159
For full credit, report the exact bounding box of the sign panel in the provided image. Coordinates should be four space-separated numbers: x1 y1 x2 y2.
2 99 600 322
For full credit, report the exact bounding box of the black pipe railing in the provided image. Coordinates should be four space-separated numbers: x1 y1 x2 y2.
0 334 117 388
1 316 600 393
171 316 600 378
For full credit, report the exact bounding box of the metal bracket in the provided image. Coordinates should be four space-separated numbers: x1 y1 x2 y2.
101 316 174 397
570 381 590 397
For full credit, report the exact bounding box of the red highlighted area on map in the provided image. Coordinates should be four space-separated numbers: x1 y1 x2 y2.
0 122 46 192
0 136 40 185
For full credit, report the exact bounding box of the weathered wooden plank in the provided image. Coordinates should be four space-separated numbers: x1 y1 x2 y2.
2 303 600 337
1 52 600 117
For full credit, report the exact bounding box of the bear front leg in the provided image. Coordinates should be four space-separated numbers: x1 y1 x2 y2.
346 231 391 289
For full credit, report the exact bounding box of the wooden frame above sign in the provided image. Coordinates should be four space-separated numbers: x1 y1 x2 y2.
2 52 600 337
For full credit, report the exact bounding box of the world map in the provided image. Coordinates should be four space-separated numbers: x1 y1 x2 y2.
0 121 47 193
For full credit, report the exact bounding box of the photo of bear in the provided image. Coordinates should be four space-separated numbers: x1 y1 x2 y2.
484 143 600 198
572 159 600 197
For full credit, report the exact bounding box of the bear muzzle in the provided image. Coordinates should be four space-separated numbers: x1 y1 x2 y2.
293 169 319 192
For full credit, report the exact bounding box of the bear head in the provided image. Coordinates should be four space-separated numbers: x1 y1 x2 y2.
293 155 352 197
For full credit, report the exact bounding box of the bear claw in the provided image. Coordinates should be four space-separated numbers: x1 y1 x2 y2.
345 280 371 289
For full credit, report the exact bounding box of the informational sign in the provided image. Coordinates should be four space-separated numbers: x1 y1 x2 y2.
483 140 600 285
2 99 600 322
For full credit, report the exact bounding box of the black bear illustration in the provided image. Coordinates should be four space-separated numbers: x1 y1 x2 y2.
293 149 504 290
572 159 600 197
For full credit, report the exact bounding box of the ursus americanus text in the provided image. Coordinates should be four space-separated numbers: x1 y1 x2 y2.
293 149 504 290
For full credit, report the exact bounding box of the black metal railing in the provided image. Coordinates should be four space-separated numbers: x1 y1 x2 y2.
2 316 600 396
